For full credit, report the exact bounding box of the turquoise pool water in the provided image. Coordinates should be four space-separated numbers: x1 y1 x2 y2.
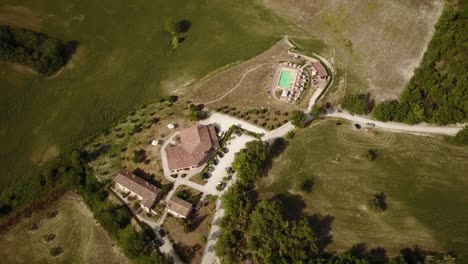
277 70 292 90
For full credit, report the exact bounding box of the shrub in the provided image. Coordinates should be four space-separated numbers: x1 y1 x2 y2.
368 192 387 212
43 233 56 242
366 149 377 161
290 111 307 128
50 246 64 257
47 210 58 219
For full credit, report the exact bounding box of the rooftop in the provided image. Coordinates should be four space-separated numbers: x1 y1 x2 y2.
115 170 161 209
167 196 193 218
312 61 328 77
166 124 219 171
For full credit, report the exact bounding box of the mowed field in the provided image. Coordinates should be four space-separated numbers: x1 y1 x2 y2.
261 0 444 100
0 192 128 263
257 120 468 260
0 0 291 188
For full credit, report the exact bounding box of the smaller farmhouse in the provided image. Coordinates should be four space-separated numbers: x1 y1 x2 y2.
115 170 162 213
165 124 219 172
312 61 328 79
167 196 193 218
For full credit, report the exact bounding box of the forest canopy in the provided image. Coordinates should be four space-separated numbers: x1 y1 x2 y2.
0 25 75 76
372 2 467 125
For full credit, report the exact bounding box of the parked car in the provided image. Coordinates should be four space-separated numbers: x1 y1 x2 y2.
154 238 164 247
354 124 361 129
365 123 376 128
335 122 342 126
217 182 226 191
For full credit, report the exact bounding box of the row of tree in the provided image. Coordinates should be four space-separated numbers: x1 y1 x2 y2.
0 25 74 76
341 3 467 125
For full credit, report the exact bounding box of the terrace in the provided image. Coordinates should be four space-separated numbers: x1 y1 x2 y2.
273 62 309 104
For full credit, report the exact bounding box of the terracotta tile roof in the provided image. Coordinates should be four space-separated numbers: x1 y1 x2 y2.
166 124 219 171
167 196 193 218
115 170 161 209
312 61 328 77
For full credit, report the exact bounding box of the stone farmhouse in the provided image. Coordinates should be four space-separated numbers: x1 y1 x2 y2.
165 124 219 172
115 170 162 213
167 196 193 218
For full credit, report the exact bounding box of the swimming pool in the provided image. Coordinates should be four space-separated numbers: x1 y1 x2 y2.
277 70 293 90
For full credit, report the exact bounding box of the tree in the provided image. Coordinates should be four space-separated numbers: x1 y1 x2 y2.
311 105 321 119
166 19 192 49
368 192 387 212
0 25 72 76
291 110 307 128
342 93 374 115
232 141 270 184
189 109 206 121
248 200 318 263
365 149 377 161
298 178 314 192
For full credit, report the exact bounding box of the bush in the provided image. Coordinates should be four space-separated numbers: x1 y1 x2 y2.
365 149 377 161
285 131 295 140
342 93 374 115
47 210 58 219
43 233 56 242
50 246 64 257
450 126 468 145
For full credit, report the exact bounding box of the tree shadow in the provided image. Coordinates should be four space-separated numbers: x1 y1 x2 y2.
132 168 162 188
177 19 192 33
80 144 110 162
307 213 334 252
348 243 388 264
270 137 289 158
271 194 306 221
398 245 456 264
64 40 79 63
189 213 208 231
350 242 368 259
368 247 388 264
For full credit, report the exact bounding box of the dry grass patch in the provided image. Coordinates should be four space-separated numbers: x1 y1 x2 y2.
188 40 299 114
0 5 43 31
262 0 444 100
0 193 129 263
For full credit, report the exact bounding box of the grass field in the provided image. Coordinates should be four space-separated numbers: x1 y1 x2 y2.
262 0 444 100
257 120 468 260
0 0 291 189
0 192 128 263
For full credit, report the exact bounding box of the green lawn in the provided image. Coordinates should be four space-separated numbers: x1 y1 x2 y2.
0 0 292 188
258 120 468 260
